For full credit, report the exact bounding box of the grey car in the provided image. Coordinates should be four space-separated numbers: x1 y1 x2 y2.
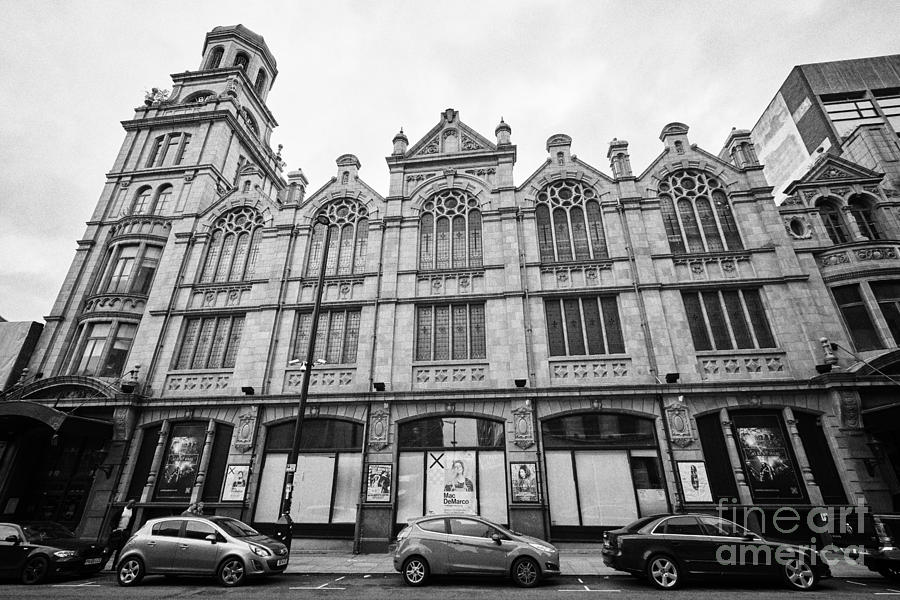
392 514 560 587
116 515 288 587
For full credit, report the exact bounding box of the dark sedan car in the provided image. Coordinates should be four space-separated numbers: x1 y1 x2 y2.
863 513 900 581
601 513 831 591
0 521 108 584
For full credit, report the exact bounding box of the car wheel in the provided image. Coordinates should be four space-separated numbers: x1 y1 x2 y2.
782 556 818 591
117 556 145 587
401 556 429 586
512 556 540 588
646 554 681 590
217 557 246 587
21 556 49 585
880 566 900 582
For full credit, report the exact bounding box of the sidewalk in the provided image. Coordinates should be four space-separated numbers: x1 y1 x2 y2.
284 547 880 578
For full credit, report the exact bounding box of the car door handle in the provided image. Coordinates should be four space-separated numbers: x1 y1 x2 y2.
450 540 462 544
147 541 156 546
671 541 682 547
179 544 189 549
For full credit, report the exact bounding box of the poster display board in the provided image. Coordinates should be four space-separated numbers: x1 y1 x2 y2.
426 451 476 514
366 464 392 502
221 464 249 502
510 462 540 503
157 423 205 500
677 461 713 503
732 413 806 503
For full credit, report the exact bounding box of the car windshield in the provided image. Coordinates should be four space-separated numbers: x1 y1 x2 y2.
21 522 75 542
210 517 258 538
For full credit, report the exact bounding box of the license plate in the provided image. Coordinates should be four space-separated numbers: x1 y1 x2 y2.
276 558 288 566
85 558 102 565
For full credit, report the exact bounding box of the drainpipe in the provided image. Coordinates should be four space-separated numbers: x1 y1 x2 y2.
352 402 371 554
366 221 388 391
615 199 681 511
515 212 536 385
261 219 299 395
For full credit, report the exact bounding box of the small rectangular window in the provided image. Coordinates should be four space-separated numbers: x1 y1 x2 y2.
681 289 776 351
415 303 486 361
291 309 362 365
173 315 245 370
544 296 625 356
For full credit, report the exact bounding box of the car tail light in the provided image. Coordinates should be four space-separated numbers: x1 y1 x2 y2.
396 526 410 542
874 518 894 549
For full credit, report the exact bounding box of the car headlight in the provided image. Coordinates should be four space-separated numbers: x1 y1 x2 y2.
528 542 555 554
249 543 272 557
54 550 77 559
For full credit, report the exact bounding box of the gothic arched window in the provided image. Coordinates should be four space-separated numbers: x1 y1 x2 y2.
131 186 152 215
233 52 249 71
152 184 173 215
200 207 264 283
207 46 224 70
254 69 267 94
817 198 849 245
658 169 743 254
848 194 881 240
418 189 482 270
535 179 607 262
305 199 370 276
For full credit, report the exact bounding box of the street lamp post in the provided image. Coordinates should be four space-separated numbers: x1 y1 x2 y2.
277 214 332 548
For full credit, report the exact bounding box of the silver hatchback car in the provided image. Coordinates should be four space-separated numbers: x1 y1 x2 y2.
116 515 288 587
393 514 560 587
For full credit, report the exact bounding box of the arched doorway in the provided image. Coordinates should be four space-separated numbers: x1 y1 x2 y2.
253 418 363 538
541 412 667 540
396 416 506 529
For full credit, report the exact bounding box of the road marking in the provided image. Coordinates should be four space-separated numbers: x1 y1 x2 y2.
847 580 868 586
363 574 371 578
52 582 100 587
559 590 621 593
335 576 345 581
290 586 346 590
577 578 584 583
875 591 900 596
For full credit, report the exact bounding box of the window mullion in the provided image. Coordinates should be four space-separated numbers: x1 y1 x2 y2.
583 201 595 259
696 293 715 345
717 291 738 348
547 206 560 262
672 199 690 252
99 320 118 370
596 297 609 352
465 304 471 360
737 290 760 348
692 202 709 252
558 299 571 355
566 208 576 260
577 298 589 353
430 306 436 361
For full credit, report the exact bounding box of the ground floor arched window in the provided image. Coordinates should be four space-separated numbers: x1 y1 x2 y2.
396 416 506 528
541 412 667 538
253 418 362 537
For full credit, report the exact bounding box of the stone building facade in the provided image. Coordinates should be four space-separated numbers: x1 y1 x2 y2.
2 26 896 551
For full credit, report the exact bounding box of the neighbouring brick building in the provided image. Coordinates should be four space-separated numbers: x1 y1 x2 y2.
1 26 897 551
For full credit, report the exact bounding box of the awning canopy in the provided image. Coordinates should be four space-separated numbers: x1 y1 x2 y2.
0 400 113 438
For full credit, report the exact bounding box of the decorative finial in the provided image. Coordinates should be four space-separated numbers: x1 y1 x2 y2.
277 144 283 158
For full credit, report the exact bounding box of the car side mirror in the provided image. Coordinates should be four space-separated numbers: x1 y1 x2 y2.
4 535 19 545
491 533 502 545
205 533 218 544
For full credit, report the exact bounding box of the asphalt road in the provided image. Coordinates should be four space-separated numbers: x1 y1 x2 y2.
1 573 899 598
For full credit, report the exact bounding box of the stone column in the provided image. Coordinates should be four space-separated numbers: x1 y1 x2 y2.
842 207 868 241
783 407 824 504
140 420 170 503
720 409 753 504
191 421 217 503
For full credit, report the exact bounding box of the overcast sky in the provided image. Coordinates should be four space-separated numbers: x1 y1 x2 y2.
1 0 898 323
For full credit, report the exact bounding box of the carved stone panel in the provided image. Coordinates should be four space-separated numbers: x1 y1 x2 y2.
368 408 390 451
234 411 256 453
665 401 693 447
840 391 861 429
512 405 535 449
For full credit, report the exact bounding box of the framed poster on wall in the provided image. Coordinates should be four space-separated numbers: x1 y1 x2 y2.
366 464 392 502
156 423 205 500
221 464 249 502
426 451 477 515
677 461 713 503
731 413 806 503
510 462 540 503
